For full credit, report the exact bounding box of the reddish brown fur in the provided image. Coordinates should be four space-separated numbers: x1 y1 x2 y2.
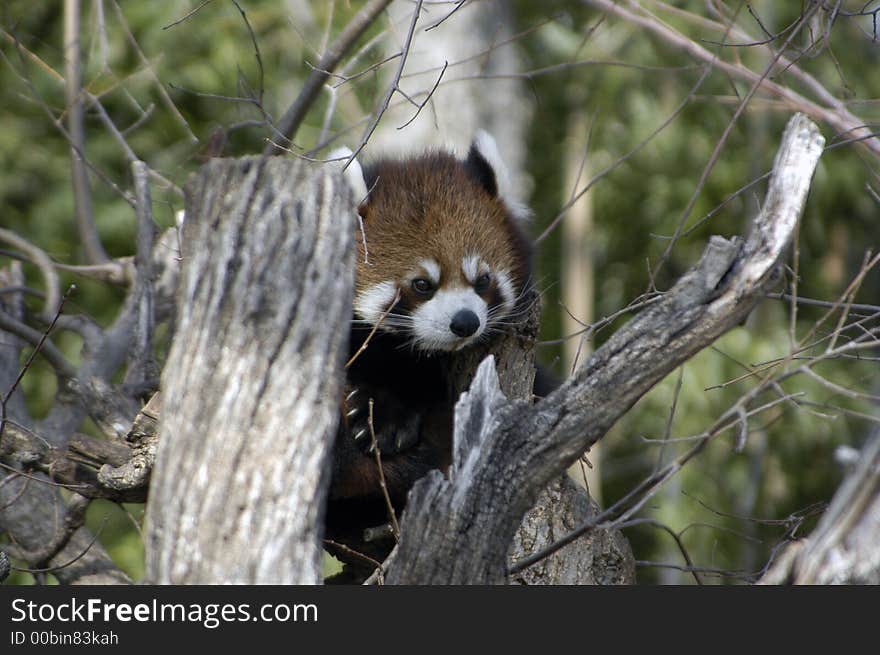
356 152 530 300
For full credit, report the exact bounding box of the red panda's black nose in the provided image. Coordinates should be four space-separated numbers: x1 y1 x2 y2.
450 310 480 337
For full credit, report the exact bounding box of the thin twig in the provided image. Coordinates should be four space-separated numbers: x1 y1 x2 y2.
323 538 384 571
11 513 110 574
397 60 447 129
425 0 467 32
582 0 880 159
345 290 401 368
536 64 713 244
0 39 137 207
111 1 198 143
650 1 814 283
367 399 400 541
0 285 76 450
162 0 216 30
230 0 265 106
265 0 394 154
343 0 424 168
766 292 880 315
617 518 703 584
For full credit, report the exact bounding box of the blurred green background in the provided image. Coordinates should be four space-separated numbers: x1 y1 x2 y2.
1 1 878 584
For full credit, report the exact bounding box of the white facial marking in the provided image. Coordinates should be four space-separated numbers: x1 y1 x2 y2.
420 259 441 285
327 147 369 203
462 255 482 283
472 130 532 223
412 287 488 351
494 270 516 313
354 281 397 324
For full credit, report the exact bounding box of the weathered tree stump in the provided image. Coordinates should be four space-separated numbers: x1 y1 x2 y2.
145 156 355 584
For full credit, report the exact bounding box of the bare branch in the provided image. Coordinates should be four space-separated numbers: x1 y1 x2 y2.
64 0 109 265
650 1 819 282
0 305 77 379
124 161 157 390
582 0 880 159
0 475 129 583
0 228 60 318
54 260 133 286
343 0 424 167
111 0 198 143
0 406 151 502
3 493 89 566
162 0 216 31
97 393 160 498
368 398 400 541
265 0 394 154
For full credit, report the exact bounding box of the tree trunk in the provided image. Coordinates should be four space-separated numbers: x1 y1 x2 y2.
144 156 355 584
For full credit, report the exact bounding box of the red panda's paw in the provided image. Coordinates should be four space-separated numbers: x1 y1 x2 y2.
342 385 422 456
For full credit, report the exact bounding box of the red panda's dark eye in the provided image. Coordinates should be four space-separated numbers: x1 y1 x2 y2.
411 278 434 295
474 273 491 293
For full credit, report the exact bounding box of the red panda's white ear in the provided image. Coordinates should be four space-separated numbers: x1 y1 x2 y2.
328 147 369 205
468 130 532 222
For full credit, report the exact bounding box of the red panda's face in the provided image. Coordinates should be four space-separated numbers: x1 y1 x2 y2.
338 133 532 353
354 250 521 352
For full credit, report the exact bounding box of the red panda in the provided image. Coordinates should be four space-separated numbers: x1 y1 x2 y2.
323 132 534 573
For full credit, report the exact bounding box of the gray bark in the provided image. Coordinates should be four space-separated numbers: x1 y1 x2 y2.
0 482 131 585
144 156 355 584
385 114 825 584
510 476 635 585
438 289 636 585
0 422 143 503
